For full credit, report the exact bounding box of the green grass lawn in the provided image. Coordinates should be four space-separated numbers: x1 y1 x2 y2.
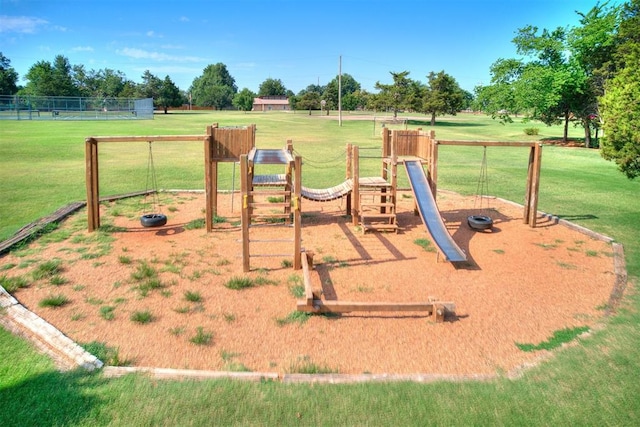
1 111 639 425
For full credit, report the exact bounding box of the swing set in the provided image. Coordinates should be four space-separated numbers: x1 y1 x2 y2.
84 124 255 232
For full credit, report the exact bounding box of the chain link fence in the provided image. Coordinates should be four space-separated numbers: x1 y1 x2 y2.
0 95 154 120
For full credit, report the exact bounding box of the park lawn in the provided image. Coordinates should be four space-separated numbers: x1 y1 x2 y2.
0 111 639 425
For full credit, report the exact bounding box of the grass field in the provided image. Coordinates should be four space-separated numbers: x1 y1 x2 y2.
1 111 639 425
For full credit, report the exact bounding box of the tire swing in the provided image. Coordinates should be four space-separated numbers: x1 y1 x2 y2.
140 141 167 228
467 146 493 231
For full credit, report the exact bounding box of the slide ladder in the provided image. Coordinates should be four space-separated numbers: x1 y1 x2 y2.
404 161 466 262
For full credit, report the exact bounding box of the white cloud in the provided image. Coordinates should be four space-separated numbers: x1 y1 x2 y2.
0 15 48 33
235 62 257 70
116 47 205 63
71 46 94 52
179 16 189 22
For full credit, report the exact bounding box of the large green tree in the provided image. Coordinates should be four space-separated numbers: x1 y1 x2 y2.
568 2 620 147
600 0 640 178
422 71 464 125
232 88 256 111
258 78 287 97
374 71 415 117
157 76 184 113
473 58 526 121
322 73 361 110
22 55 78 96
189 63 237 109
0 53 19 95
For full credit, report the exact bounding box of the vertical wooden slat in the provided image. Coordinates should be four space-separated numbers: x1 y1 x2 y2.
346 143 352 214
293 155 302 270
240 154 250 272
430 139 439 196
204 127 214 232
352 146 360 226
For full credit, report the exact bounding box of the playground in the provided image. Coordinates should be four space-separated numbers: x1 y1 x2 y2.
0 123 621 378
2 190 616 377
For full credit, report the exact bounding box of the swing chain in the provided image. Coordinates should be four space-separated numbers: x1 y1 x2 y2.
144 141 162 214
473 146 490 213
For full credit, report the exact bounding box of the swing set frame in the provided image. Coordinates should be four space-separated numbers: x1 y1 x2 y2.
85 124 255 232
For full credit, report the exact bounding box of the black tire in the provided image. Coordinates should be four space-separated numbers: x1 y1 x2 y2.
467 215 493 231
140 213 167 228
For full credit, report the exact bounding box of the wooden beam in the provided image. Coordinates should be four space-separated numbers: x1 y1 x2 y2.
296 300 455 313
296 300 454 322
436 140 537 147
87 135 205 143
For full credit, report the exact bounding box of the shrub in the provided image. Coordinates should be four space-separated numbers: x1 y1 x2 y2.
224 276 255 290
524 127 539 136
184 290 203 302
0 275 30 293
100 305 116 320
130 310 153 324
190 327 213 345
80 341 127 366
32 259 63 280
38 294 70 308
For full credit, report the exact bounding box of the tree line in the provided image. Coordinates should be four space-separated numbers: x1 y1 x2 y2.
0 0 637 178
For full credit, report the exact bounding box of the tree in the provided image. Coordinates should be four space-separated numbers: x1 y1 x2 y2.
22 60 55 95
258 78 287 97
422 71 464 125
51 55 77 96
22 55 78 96
296 91 321 113
374 71 415 117
0 53 19 95
137 70 162 100
568 2 620 147
157 76 184 113
322 73 361 110
190 63 237 109
233 88 256 111
600 0 640 178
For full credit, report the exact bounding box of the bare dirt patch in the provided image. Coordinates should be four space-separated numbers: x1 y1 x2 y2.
2 191 615 376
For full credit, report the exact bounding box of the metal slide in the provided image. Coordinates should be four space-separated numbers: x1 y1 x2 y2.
404 161 467 262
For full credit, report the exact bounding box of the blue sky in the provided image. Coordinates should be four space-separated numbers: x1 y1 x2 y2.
0 0 618 94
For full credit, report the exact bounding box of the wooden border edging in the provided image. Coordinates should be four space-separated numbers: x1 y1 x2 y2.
0 201 86 255
101 366 279 382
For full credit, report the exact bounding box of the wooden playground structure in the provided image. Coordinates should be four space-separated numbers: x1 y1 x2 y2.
85 125 542 322
85 123 255 233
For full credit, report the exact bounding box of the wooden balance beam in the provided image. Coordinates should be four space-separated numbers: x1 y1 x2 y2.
296 250 455 323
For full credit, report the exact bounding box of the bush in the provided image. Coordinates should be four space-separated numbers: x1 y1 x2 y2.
524 127 539 136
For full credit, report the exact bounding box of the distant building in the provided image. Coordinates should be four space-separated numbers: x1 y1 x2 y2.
252 96 290 112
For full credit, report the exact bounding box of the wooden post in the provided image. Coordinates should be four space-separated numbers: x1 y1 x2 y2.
284 140 293 222
529 143 542 228
430 137 439 196
240 154 250 272
204 126 214 232
345 143 352 214
85 138 100 231
293 155 302 270
352 145 360 226
523 145 535 225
